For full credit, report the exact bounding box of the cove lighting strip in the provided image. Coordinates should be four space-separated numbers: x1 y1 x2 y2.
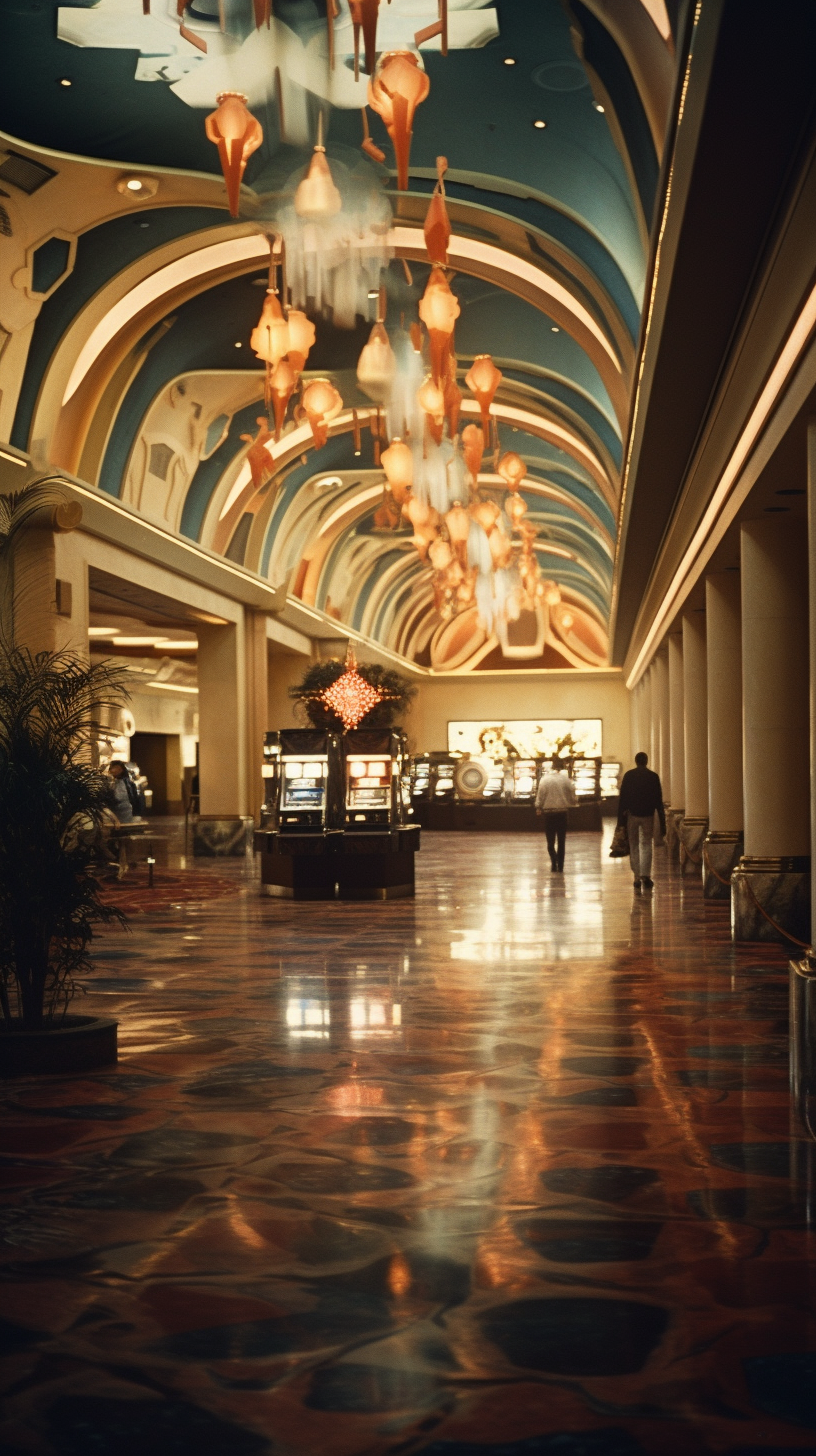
62 228 620 409
627 275 816 688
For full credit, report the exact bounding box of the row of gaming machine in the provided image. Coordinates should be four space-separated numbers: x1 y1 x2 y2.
260 730 620 833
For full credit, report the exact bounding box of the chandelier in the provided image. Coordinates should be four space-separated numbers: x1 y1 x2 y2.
317 645 390 730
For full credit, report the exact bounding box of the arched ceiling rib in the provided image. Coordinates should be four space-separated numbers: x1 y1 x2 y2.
0 0 685 670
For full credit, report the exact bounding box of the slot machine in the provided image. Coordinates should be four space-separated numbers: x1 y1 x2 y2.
263 729 343 831
510 758 539 801
344 729 406 829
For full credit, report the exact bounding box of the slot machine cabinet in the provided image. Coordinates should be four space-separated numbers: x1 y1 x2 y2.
344 729 406 829
510 758 539 802
256 727 419 900
262 729 343 832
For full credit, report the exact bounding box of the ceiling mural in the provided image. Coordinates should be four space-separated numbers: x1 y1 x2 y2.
0 0 683 671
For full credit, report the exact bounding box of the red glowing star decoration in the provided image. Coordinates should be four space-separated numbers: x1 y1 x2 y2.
318 646 386 730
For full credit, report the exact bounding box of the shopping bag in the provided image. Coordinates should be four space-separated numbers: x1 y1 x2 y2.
609 822 629 858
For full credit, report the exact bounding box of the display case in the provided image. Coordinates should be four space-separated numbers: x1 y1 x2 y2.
344 729 406 829
600 761 621 796
571 756 601 802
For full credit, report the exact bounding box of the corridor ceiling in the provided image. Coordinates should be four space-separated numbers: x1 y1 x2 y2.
0 0 683 671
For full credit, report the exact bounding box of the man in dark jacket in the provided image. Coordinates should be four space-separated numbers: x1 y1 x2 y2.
617 752 666 891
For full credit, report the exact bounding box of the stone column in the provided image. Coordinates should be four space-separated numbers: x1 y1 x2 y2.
791 422 816 1129
680 611 708 874
652 647 671 802
244 610 269 825
195 616 253 857
645 664 658 773
667 633 685 862
732 517 810 943
703 572 744 899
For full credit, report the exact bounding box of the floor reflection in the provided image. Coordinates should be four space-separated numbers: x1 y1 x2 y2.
0 828 809 1456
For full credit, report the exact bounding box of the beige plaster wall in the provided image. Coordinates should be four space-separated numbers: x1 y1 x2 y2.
401 672 631 762
267 647 313 729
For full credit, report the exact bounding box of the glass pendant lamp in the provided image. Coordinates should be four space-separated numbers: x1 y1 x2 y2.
368 51 430 191
205 92 263 218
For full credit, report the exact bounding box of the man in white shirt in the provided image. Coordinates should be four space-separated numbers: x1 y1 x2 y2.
535 759 578 872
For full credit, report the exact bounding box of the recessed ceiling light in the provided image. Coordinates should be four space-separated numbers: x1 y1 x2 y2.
235 341 242 348
594 102 605 113
551 325 560 332
504 57 516 65
58 78 72 87
533 119 547 129
116 174 158 200
88 627 118 637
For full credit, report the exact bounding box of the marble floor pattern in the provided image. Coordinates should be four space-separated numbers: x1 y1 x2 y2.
1 827 815 1456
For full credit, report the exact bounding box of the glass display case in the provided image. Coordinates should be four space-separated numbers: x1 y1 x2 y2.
600 761 621 799
570 756 601 801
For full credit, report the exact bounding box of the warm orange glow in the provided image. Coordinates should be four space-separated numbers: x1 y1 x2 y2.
417 376 445 417
418 266 460 382
204 92 263 218
470 498 499 532
319 645 385 729
368 51 430 191
286 309 316 374
406 494 432 527
461 422 484 479
497 451 526 490
294 145 342 220
302 378 342 449
387 1252 412 1298
270 358 296 441
465 354 502 437
357 321 396 403
250 291 290 368
381 438 413 501
505 491 527 526
429 536 453 571
424 157 451 265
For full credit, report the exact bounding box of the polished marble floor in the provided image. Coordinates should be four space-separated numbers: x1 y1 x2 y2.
1 827 814 1456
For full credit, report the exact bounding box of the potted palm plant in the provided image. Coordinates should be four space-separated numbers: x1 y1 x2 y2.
0 484 130 1075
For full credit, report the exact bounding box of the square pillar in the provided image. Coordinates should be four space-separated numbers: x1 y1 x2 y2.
703 571 744 898
680 611 708 873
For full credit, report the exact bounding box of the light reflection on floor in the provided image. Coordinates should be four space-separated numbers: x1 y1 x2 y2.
0 827 809 1456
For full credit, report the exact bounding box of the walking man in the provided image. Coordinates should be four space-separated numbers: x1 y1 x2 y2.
535 759 578 872
617 751 666 891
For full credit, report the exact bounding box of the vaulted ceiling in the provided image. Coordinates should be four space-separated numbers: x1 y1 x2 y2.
0 0 684 670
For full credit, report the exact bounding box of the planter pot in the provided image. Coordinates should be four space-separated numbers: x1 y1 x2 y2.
0 1016 118 1077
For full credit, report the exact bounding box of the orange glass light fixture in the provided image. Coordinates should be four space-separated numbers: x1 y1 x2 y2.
470 498 500 532
251 291 290 371
302 378 343 449
270 357 296 441
505 491 527 526
418 266 460 382
357 321 396 403
465 354 502 437
445 501 470 561
294 139 342 220
461 422 484 479
424 156 451 266
417 374 445 443
319 645 385 730
428 536 452 571
368 51 430 191
286 309 316 375
497 451 526 491
381 438 413 503
405 494 432 528
350 0 381 77
205 92 263 218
